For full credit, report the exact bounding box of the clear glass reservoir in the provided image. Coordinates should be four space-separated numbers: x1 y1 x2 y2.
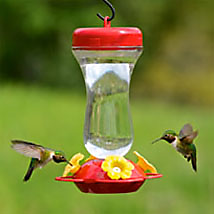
73 49 142 158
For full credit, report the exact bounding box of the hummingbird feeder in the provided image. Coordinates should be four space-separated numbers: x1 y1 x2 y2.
56 0 162 194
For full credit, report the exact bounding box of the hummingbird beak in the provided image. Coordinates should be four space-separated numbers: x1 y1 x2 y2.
152 137 162 144
65 159 73 167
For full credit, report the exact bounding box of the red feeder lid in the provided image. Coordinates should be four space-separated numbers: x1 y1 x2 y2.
72 17 143 50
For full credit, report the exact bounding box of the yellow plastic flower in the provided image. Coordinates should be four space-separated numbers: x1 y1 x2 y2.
62 153 84 177
101 155 134 180
133 151 157 173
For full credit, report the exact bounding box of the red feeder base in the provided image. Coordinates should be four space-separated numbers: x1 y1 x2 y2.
55 159 162 194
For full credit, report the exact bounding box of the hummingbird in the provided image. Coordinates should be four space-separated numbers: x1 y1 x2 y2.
152 123 198 172
11 140 72 182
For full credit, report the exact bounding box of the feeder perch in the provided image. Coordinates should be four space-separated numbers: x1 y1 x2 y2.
56 0 162 193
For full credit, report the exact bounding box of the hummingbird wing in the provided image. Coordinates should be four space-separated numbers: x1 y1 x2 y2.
183 131 198 143
179 124 198 144
11 140 46 160
179 123 193 139
180 131 198 145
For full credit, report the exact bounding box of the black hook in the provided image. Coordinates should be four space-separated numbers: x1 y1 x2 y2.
97 0 115 21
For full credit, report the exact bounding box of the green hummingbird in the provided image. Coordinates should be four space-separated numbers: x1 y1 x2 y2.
11 140 72 182
152 123 198 172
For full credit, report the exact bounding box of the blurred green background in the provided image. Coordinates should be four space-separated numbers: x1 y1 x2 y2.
0 0 213 214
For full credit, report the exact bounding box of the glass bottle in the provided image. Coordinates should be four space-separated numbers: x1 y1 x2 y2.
72 19 143 158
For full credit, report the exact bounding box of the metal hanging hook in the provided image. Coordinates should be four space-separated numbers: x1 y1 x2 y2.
97 0 115 21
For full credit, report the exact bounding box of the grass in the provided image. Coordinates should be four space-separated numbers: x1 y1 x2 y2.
0 84 213 214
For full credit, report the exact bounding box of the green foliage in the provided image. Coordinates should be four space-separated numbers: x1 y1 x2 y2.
0 84 213 214
132 65 214 106
0 0 213 105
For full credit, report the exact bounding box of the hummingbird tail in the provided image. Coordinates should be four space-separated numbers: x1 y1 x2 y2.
23 166 34 182
23 158 37 182
191 153 197 172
